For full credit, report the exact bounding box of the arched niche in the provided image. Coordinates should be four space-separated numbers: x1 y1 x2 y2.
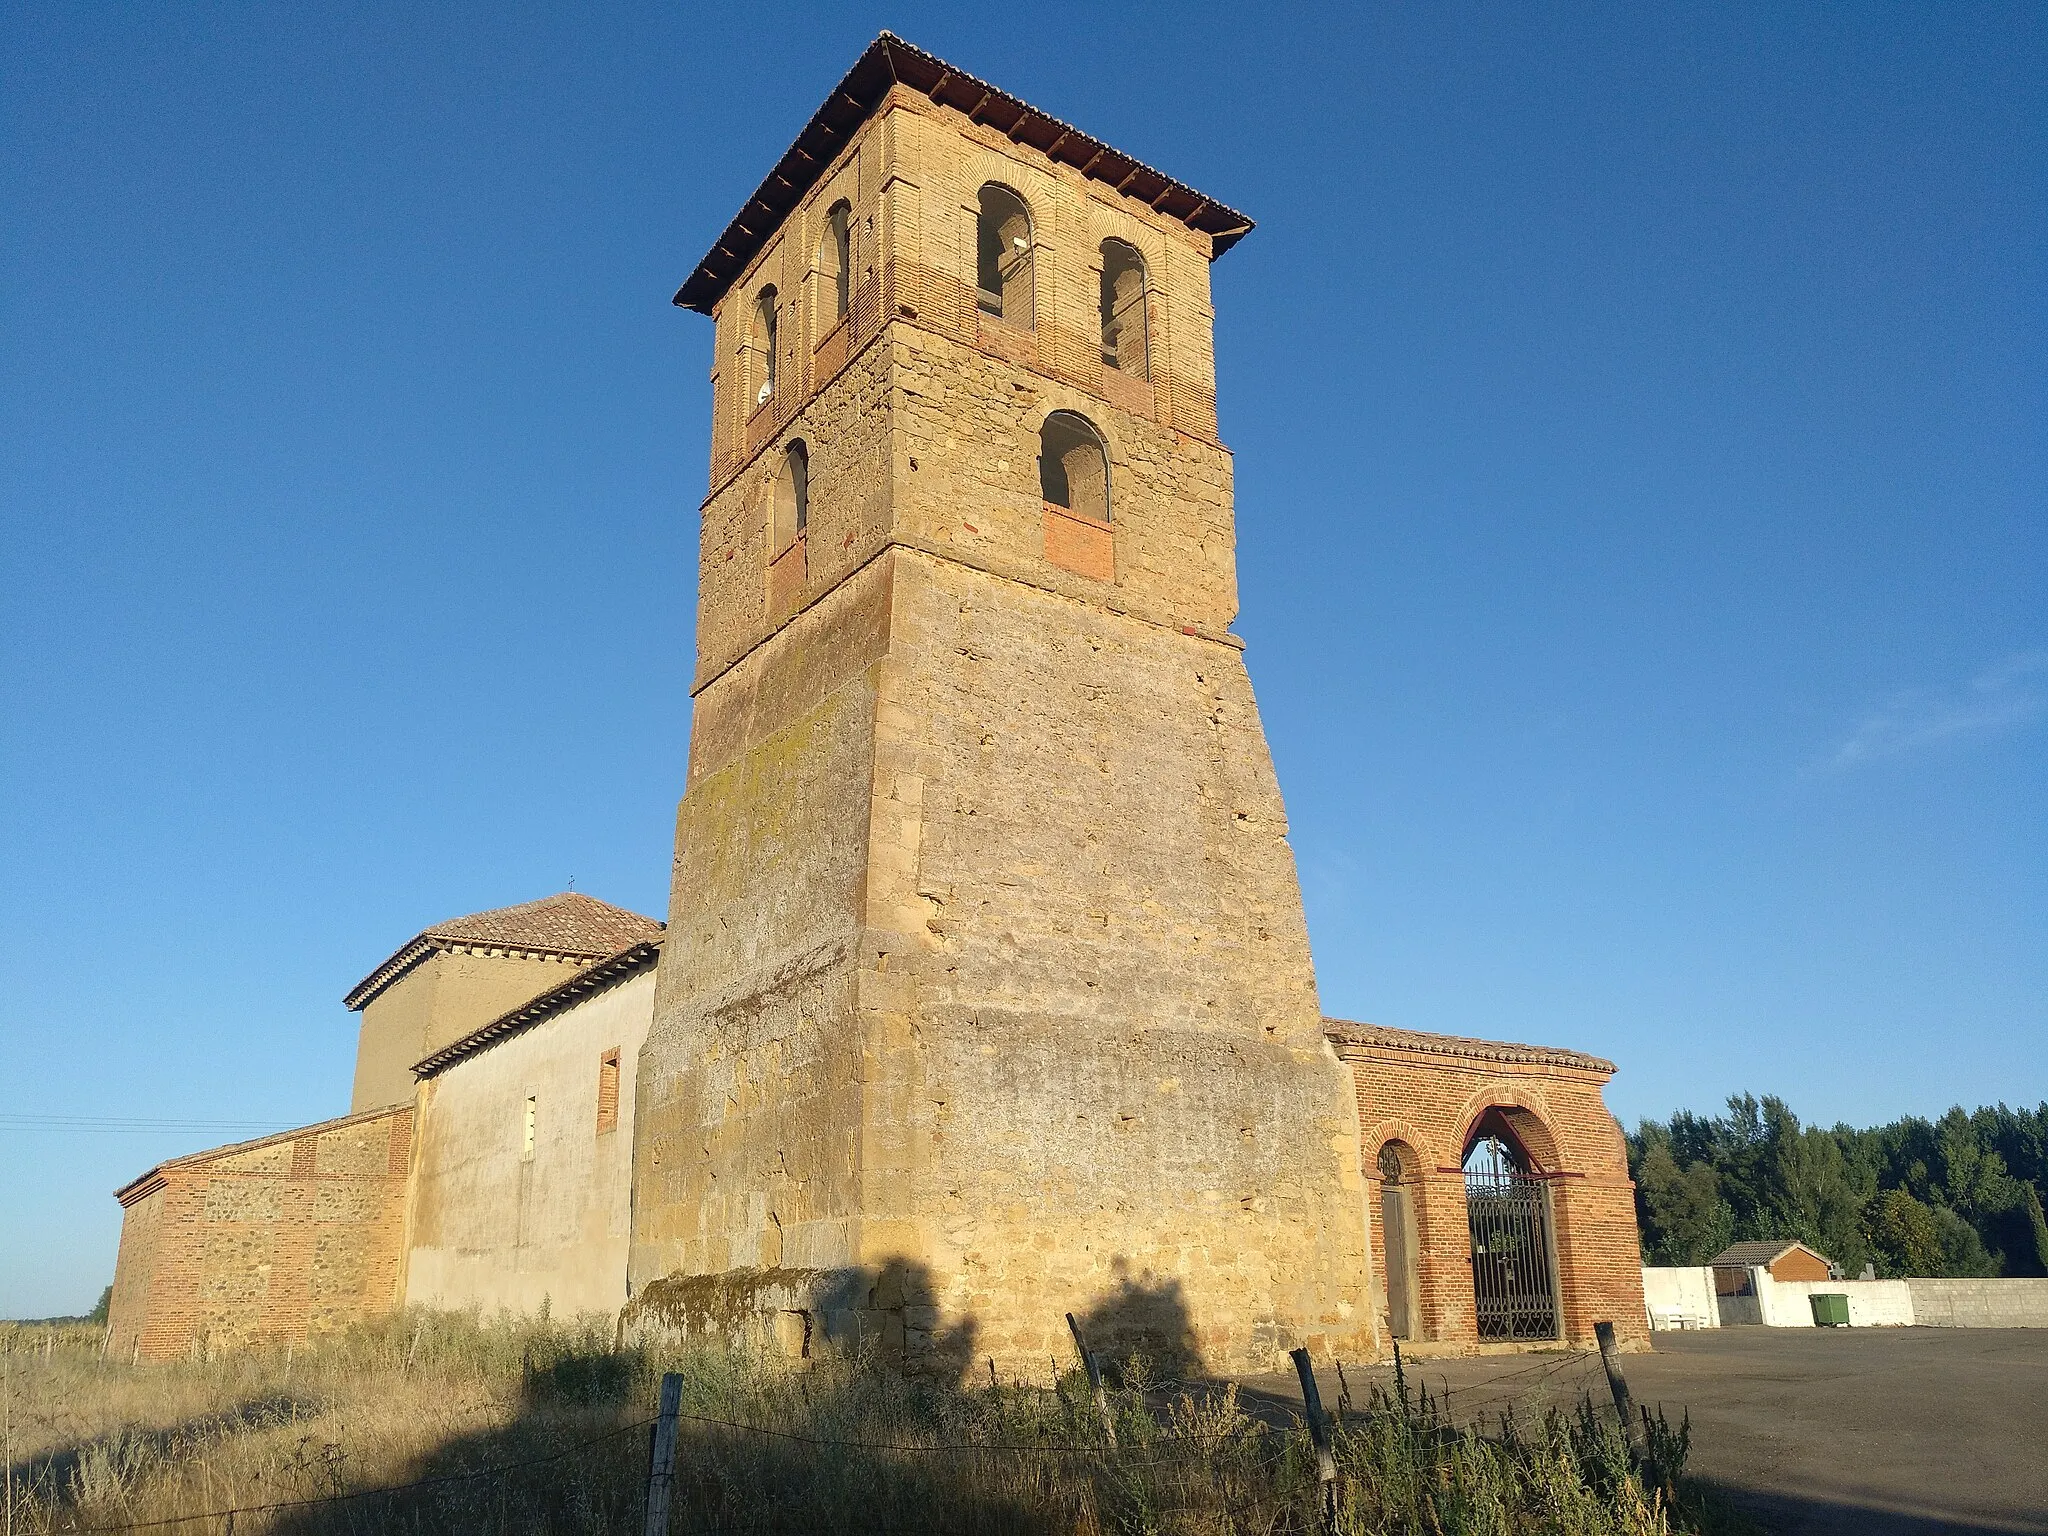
1099 238 1148 378
771 440 809 552
1038 411 1109 524
817 202 852 326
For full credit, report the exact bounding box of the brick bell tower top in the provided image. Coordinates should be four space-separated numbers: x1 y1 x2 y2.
675 32 1258 698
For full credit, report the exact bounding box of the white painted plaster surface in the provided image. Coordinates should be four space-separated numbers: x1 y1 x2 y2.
1642 1266 1719 1330
405 968 655 1318
1755 1274 1916 1328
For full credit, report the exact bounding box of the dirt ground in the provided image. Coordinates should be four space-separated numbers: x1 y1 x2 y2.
1246 1327 2048 1535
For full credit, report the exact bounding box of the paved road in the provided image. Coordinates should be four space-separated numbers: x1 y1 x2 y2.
1245 1328 2048 1534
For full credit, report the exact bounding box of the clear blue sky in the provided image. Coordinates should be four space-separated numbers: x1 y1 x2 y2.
3 3 2041 1317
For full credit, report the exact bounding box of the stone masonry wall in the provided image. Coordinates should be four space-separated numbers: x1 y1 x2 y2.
630 545 1378 1375
107 1106 414 1362
632 560 896 1292
867 551 1375 1373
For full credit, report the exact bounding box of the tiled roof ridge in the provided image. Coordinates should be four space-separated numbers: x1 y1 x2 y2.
1710 1239 1827 1266
412 938 662 1081
343 892 664 1010
675 32 1254 314
112 1102 411 1207
1322 1018 1615 1075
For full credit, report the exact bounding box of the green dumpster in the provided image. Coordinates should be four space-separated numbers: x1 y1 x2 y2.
1810 1293 1851 1327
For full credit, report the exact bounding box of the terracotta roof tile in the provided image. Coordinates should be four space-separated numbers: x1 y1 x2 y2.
421 892 662 955
1710 1240 1829 1267
413 939 662 1080
344 892 663 1010
1322 1019 1615 1075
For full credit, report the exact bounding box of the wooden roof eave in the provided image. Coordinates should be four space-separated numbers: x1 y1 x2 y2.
673 32 1253 315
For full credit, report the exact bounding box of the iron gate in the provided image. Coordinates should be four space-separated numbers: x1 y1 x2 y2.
1465 1137 1560 1340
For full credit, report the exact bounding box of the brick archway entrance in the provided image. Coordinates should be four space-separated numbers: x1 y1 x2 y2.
1332 1020 1648 1356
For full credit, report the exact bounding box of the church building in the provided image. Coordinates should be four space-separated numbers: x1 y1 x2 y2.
106 35 1645 1372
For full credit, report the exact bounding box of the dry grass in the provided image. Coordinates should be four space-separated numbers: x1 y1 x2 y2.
0 1314 1744 1534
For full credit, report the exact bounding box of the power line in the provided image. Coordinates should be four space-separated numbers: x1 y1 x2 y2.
0 1115 301 1135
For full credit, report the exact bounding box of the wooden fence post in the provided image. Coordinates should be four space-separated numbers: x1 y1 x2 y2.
1064 1313 1117 1448
643 1371 683 1536
1594 1321 1645 1463
1288 1347 1339 1533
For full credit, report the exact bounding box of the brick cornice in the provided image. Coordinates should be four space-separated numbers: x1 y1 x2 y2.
113 1102 412 1208
1325 1019 1614 1077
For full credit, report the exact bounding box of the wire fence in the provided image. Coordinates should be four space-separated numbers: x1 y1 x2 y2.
23 1398 1297 1533
54 1418 657 1533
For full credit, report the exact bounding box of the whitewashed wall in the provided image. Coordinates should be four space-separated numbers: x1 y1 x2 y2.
1756 1273 1915 1327
1641 1267 1718 1329
405 967 656 1318
1641 1267 2048 1330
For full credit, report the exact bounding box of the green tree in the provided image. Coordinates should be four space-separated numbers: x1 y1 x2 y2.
1864 1188 1943 1276
89 1284 112 1324
1634 1094 2048 1278
1632 1134 1733 1264
1932 1107 2019 1220
1932 1204 1998 1277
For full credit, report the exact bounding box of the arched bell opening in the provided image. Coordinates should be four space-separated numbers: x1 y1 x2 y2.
750 285 780 408
976 183 1035 328
1098 238 1148 378
817 202 853 327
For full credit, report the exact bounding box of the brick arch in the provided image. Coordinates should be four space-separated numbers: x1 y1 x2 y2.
958 146 1059 205
1449 1085 1563 1174
1028 394 1130 469
1360 1118 1437 1183
1084 200 1166 251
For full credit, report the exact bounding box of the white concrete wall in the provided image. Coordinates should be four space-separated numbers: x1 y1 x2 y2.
1641 1267 2048 1330
405 967 655 1318
1905 1277 2048 1328
1756 1273 1915 1328
1642 1266 1719 1329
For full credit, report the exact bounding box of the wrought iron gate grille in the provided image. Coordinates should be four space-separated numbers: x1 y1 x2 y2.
1465 1139 1559 1340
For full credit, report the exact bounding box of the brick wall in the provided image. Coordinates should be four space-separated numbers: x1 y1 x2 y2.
690 90 1239 701
107 1105 414 1362
1329 1027 1647 1352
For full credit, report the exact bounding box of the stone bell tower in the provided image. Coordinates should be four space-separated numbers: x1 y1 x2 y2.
626 34 1376 1374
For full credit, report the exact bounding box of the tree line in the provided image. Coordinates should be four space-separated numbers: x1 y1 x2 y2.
1628 1095 2048 1278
